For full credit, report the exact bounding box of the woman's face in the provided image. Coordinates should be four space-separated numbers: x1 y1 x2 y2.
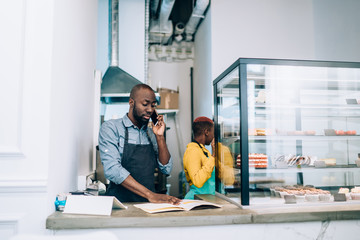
205 125 214 145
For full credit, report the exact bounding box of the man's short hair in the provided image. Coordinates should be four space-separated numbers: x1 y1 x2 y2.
130 84 154 99
192 116 214 137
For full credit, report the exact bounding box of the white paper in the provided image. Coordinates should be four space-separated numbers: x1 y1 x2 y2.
134 200 221 214
63 195 127 216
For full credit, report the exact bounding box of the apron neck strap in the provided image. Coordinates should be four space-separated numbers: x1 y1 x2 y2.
122 120 154 147
193 141 209 158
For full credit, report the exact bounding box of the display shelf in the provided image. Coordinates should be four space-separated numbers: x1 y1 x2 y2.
248 75 360 84
221 135 360 142
254 103 360 110
246 166 360 174
248 135 360 141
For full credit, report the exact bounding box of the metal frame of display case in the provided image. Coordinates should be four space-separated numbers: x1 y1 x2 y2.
213 58 360 206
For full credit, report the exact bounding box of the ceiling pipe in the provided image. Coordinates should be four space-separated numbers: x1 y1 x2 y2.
145 0 150 84
150 0 160 17
159 0 175 28
149 0 175 44
184 0 209 41
110 0 119 66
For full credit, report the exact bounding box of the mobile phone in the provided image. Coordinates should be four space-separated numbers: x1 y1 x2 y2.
151 110 158 126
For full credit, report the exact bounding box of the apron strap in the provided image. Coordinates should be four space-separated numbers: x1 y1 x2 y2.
122 120 154 145
124 124 129 144
193 141 209 158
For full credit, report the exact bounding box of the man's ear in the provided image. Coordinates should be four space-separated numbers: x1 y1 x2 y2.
129 98 134 107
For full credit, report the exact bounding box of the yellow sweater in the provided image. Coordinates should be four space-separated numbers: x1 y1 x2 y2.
183 142 215 188
216 143 235 186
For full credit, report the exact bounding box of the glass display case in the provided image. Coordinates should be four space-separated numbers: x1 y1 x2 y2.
213 58 360 206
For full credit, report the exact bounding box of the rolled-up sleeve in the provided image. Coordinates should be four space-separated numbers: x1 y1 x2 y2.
158 156 173 175
98 121 129 184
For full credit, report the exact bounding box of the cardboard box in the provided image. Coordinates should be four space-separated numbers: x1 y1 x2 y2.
157 88 179 109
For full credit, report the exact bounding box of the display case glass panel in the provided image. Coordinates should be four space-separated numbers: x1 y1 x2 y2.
213 59 360 206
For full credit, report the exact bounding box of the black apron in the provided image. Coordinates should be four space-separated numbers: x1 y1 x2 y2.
106 124 157 202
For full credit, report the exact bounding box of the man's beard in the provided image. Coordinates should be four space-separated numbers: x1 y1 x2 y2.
133 103 149 126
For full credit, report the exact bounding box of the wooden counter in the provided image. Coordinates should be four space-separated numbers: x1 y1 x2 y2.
46 195 360 230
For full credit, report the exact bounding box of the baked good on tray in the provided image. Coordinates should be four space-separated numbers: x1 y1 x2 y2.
249 153 268 169
350 187 360 200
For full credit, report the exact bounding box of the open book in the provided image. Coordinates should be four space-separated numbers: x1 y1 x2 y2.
133 199 222 214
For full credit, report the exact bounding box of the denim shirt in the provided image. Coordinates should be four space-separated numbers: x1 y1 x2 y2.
98 114 173 185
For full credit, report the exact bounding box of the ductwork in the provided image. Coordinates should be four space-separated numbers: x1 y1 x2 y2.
149 0 176 44
184 0 209 41
101 0 143 104
150 0 160 17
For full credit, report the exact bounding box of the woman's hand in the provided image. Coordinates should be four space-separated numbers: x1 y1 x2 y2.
211 138 215 157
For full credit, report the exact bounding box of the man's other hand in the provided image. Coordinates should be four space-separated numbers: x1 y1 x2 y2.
148 192 181 205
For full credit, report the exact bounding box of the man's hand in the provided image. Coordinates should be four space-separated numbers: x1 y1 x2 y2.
147 192 181 205
152 114 165 136
122 176 180 204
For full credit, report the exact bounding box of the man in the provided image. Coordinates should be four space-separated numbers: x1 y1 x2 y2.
99 84 180 204
183 117 216 199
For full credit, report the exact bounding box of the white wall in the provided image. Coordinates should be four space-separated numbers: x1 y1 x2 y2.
0 0 98 239
0 0 54 238
148 61 193 197
193 5 213 119
210 0 315 81
194 0 360 119
312 0 360 61
48 0 98 195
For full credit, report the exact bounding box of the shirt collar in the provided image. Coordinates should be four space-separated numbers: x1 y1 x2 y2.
123 113 148 130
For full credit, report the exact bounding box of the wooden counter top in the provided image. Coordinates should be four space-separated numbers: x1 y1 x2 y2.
46 195 360 230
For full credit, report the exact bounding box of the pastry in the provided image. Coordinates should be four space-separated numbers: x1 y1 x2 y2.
256 128 266 136
350 187 360 200
339 187 349 194
335 130 345 135
351 186 360 193
249 153 268 169
345 130 356 135
304 130 316 135
320 158 336 166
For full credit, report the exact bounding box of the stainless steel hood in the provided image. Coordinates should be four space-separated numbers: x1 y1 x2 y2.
101 0 143 104
101 66 143 104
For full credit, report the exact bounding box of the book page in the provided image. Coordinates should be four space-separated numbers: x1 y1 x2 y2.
133 203 184 213
134 200 221 214
178 200 221 211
